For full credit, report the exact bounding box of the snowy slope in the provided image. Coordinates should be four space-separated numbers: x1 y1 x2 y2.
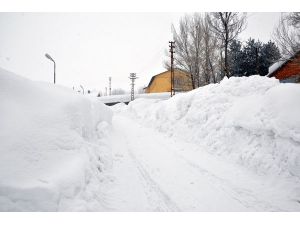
0 68 113 211
125 76 300 179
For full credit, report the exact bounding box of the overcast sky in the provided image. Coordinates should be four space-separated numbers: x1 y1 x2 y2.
0 12 281 93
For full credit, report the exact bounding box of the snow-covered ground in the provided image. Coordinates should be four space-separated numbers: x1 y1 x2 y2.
105 114 300 211
109 75 300 211
125 76 300 179
0 68 113 211
1 68 300 211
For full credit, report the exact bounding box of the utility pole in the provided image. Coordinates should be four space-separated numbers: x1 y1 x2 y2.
105 87 107 96
109 77 112 96
169 41 175 97
129 73 138 101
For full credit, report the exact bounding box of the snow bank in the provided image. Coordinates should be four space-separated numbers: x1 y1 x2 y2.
0 68 113 211
126 76 300 178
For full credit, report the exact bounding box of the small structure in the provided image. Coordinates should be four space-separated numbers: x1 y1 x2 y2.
144 69 193 94
267 50 300 83
129 73 138 101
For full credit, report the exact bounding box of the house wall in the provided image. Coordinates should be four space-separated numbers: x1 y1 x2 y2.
145 70 193 93
274 56 300 81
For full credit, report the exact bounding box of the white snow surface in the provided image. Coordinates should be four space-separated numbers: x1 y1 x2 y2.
2 68 300 211
106 75 300 211
125 76 300 179
0 68 113 211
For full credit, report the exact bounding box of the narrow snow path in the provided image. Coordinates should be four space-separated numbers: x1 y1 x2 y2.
105 114 300 211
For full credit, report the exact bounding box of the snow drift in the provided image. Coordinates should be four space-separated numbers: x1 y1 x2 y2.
0 68 113 211
125 76 300 179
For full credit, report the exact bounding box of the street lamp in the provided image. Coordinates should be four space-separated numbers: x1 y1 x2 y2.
45 53 56 84
80 85 84 95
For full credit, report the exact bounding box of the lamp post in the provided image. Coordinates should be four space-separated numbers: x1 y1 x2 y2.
80 85 84 95
45 53 56 84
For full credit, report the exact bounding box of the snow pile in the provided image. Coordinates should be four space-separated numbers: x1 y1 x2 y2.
0 68 113 211
126 76 300 178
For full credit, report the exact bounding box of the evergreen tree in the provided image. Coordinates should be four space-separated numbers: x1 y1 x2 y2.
231 38 281 76
260 41 281 75
228 39 243 76
240 38 262 76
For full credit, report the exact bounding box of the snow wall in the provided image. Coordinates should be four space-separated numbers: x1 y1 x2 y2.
127 76 300 179
0 68 113 211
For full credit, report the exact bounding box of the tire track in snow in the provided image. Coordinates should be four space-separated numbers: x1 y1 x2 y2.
126 144 181 212
111 117 180 211
112 115 292 211
175 152 283 211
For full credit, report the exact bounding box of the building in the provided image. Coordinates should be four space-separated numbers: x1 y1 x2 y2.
267 50 300 83
144 69 193 93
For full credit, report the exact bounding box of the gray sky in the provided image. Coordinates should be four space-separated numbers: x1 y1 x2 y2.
0 12 281 93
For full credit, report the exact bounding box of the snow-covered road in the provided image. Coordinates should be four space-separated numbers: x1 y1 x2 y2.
2 69 300 212
105 114 300 211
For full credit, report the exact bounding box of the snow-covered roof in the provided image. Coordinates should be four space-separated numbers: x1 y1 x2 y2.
267 60 287 77
267 49 300 77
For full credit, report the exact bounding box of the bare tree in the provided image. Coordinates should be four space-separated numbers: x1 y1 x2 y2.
200 14 221 84
207 12 247 78
189 13 204 87
287 12 300 28
273 12 300 58
171 15 196 88
169 13 221 89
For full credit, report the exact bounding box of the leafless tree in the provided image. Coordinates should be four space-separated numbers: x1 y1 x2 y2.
188 13 204 87
200 14 221 84
273 12 300 58
287 12 300 28
207 12 247 78
168 13 221 89
170 15 196 88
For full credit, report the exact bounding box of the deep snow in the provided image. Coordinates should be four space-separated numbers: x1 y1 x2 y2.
108 75 300 211
125 76 300 180
0 68 113 211
1 68 300 211
106 114 300 211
